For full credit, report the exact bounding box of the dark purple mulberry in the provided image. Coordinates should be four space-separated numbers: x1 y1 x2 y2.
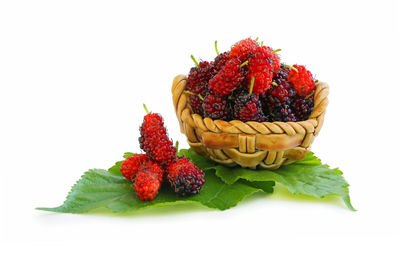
202 93 230 120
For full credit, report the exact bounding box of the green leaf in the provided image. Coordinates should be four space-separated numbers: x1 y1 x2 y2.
182 149 355 211
108 160 123 176
37 169 274 213
123 152 134 159
107 152 135 176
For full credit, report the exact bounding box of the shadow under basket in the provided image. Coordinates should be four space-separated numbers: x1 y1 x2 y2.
171 75 329 169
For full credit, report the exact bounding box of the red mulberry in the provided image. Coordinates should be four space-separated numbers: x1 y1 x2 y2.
247 46 276 95
133 165 163 201
187 56 213 94
209 58 245 97
120 154 149 180
139 107 177 166
230 38 259 61
166 157 205 196
287 64 316 97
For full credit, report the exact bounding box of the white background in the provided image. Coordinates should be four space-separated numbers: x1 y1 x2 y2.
1 0 399 266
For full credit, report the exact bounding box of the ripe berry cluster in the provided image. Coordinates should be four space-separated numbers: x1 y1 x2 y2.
186 38 317 122
120 105 205 201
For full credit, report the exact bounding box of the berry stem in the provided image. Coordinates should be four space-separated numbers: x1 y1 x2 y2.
240 60 249 67
249 76 255 95
184 90 204 101
272 81 278 86
175 141 179 152
260 41 264 46
255 37 259 42
183 90 196 95
143 104 149 114
215 40 220 56
272 48 281 53
286 64 298 73
315 79 319 83
305 91 315 99
190 55 200 68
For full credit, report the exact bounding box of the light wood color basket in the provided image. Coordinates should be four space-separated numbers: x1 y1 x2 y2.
172 75 329 169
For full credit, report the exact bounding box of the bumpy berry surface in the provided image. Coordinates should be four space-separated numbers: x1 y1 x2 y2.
202 93 230 120
187 61 213 94
292 96 314 121
233 89 266 122
261 66 296 122
230 38 259 61
189 89 207 116
133 167 162 201
264 46 280 75
287 64 316 97
209 58 244 97
213 52 230 75
166 157 205 197
139 160 164 183
120 154 149 180
247 46 276 95
139 113 177 166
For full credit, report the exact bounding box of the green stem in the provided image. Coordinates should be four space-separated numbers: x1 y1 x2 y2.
305 91 315 99
249 76 255 95
191 55 200 68
184 90 204 101
286 64 298 73
240 60 249 67
143 104 149 114
175 141 179 152
272 48 281 53
260 41 264 46
215 40 220 56
255 37 259 42
272 81 278 86
183 90 196 95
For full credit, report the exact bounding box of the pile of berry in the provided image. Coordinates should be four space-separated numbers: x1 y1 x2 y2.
186 38 317 122
120 105 205 201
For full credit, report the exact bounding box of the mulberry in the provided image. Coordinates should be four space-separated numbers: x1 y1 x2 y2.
166 157 205 196
120 154 149 180
287 64 316 97
139 105 177 166
209 58 245 97
202 93 230 120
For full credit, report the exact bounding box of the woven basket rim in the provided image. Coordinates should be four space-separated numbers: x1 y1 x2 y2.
173 74 328 136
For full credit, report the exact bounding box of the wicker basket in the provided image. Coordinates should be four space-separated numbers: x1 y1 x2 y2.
171 75 329 169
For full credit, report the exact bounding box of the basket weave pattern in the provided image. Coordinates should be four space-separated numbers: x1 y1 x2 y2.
172 75 329 169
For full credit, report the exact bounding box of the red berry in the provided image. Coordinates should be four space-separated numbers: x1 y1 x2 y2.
133 166 162 201
233 88 266 122
202 93 230 120
139 112 177 166
287 65 316 97
166 157 205 196
264 46 280 74
209 58 244 97
212 52 230 75
120 154 149 180
187 61 213 94
139 160 164 183
247 46 277 95
230 38 259 61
